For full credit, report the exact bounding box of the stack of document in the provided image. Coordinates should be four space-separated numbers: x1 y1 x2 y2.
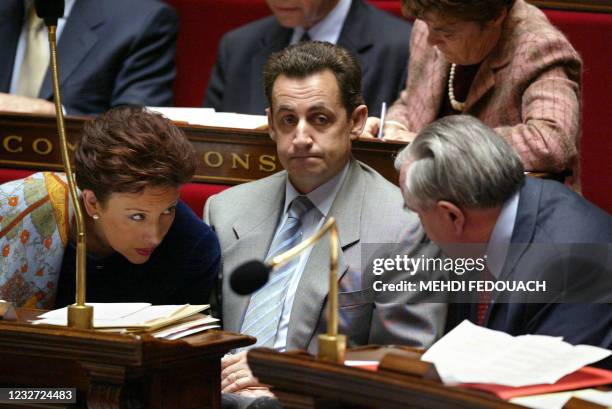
147 107 268 130
31 303 219 339
422 320 611 387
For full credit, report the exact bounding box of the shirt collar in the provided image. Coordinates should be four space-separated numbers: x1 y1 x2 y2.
486 191 520 278
283 161 350 218
290 0 352 45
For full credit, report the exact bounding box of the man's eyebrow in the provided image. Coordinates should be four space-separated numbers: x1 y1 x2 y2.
307 104 330 112
276 104 295 112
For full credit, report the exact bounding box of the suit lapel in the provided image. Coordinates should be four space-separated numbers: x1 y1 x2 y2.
286 160 362 349
337 0 374 76
249 24 292 114
0 0 24 92
222 175 286 333
39 0 103 99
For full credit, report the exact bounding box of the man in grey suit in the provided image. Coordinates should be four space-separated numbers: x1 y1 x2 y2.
204 42 445 402
203 0 411 117
0 0 177 115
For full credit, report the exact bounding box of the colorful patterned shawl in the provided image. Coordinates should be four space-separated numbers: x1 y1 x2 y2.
0 172 74 308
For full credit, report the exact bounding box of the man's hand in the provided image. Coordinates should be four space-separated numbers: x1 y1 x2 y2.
0 93 55 115
221 351 274 398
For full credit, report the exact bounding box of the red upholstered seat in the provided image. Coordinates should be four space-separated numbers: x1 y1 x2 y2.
542 10 612 213
164 0 272 107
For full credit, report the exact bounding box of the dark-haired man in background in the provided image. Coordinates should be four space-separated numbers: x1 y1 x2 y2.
0 0 177 115
204 0 411 116
205 42 444 404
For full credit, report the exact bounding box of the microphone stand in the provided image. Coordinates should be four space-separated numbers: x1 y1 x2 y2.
42 10 93 329
268 217 346 363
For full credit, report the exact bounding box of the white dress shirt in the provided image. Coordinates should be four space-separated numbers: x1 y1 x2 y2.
290 0 352 45
272 163 350 351
9 0 77 94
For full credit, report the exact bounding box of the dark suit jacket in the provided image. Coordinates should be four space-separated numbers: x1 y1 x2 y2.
0 0 177 115
447 178 612 362
203 0 411 116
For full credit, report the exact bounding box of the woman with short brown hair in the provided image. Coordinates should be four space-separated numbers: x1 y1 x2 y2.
0 107 219 309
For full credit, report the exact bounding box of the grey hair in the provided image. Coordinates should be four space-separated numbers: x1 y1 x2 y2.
394 115 525 210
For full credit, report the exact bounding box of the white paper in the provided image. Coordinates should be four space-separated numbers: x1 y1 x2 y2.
152 315 219 338
510 389 612 409
38 303 151 322
31 303 205 328
147 107 267 129
422 320 611 387
158 324 220 340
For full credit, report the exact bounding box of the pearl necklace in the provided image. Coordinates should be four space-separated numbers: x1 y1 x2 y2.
448 63 466 111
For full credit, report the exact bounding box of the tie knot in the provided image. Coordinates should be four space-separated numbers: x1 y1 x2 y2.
288 195 313 220
299 31 311 42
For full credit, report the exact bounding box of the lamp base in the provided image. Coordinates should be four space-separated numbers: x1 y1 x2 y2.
68 304 93 329
317 334 346 364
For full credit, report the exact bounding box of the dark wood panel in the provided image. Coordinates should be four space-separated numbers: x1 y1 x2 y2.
0 309 254 409
248 349 520 409
0 112 405 186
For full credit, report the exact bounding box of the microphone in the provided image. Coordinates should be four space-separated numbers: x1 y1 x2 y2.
34 0 65 27
228 217 346 363
230 260 272 295
35 0 92 329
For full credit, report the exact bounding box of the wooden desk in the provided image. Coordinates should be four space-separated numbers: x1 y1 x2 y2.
0 309 254 409
0 112 406 185
248 349 520 409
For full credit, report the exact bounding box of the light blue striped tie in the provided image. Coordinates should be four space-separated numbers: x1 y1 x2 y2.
240 196 313 348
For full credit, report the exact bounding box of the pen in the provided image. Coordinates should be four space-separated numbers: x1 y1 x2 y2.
377 102 387 139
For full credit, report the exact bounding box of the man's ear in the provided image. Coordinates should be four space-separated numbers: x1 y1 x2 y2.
437 200 465 236
81 189 101 217
349 104 368 141
267 107 277 142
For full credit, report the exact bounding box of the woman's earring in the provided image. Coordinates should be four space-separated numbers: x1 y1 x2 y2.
92 214 100 220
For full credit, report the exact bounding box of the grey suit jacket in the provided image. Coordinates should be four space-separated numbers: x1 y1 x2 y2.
0 0 177 115
204 159 445 352
203 0 411 117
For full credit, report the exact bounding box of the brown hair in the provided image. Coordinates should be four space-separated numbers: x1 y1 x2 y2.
74 106 197 203
401 0 515 24
263 41 365 117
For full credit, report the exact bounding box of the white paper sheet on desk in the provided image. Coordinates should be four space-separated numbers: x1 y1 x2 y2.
510 389 612 409
421 320 611 387
147 107 268 129
32 303 187 327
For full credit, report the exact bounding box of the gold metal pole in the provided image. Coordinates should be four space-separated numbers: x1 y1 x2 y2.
47 26 93 329
269 217 346 363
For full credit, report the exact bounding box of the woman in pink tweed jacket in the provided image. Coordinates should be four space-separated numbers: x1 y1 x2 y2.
364 0 581 172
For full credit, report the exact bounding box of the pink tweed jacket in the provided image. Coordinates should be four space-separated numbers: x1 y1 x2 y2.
387 0 582 172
